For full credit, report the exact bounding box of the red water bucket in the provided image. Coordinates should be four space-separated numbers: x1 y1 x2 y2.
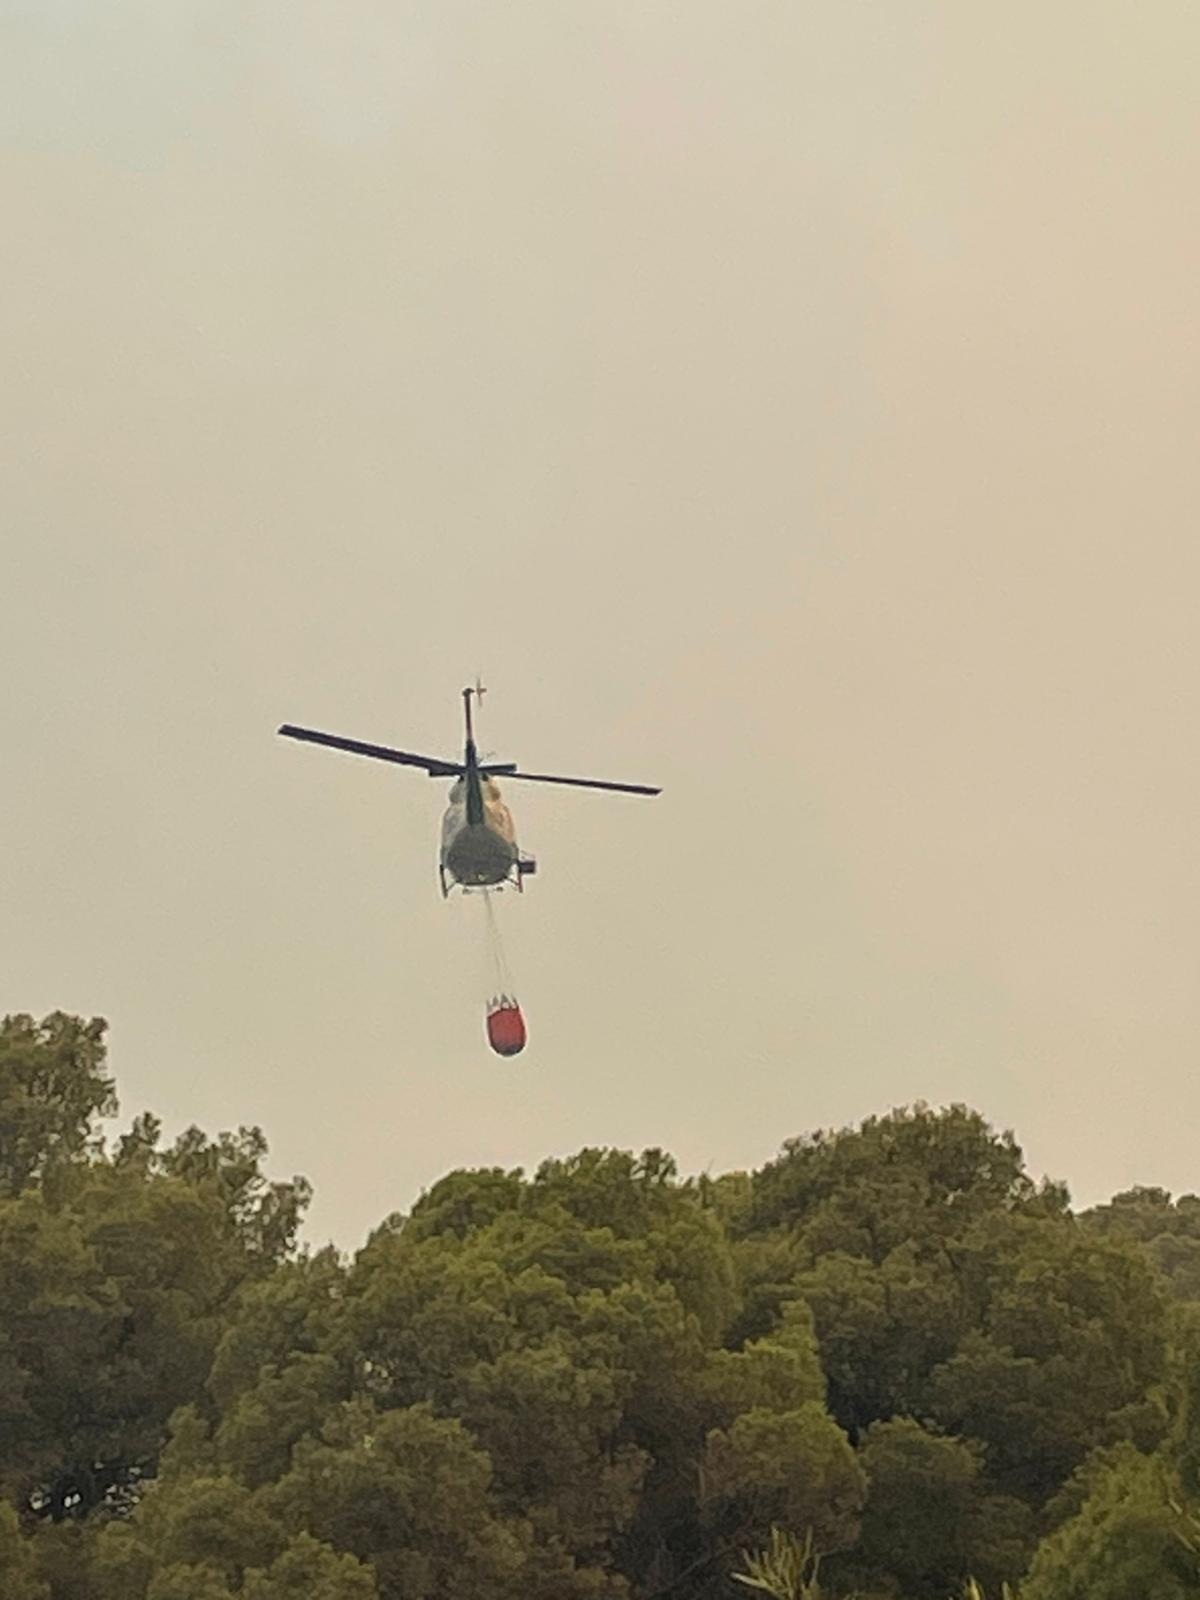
486 996 526 1056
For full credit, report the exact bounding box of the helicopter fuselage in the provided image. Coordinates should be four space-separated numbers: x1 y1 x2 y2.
441 772 519 890
438 743 535 895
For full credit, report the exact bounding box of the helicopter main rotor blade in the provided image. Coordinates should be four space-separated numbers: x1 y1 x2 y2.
278 725 462 776
502 769 661 796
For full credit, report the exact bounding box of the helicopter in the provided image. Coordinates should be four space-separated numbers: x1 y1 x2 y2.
278 685 660 897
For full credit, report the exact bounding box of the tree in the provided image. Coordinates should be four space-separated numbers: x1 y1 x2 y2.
1021 1448 1200 1600
2 1143 311 1524
735 1106 1068 1440
207 1247 347 1413
746 1105 1067 1255
842 1418 1031 1599
1166 1303 1200 1500
344 1200 708 1590
0 1190 129 1519
404 1168 524 1243
95 1513 377 1600
0 1014 311 1528
1083 1187 1200 1300
2 1018 1187 1600
215 1353 343 1489
923 1218 1168 1501
700 1405 865 1558
0 1014 114 1198
704 1303 826 1425
453 1339 646 1555
90 1466 286 1600
265 1400 576 1600
0 1501 49 1600
787 1246 963 1435
241 1533 378 1599
152 1126 311 1271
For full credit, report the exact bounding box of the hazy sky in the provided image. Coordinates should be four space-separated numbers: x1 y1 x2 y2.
4 2 1199 1247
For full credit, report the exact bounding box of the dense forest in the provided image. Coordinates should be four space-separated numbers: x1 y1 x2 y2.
2 1013 1199 1599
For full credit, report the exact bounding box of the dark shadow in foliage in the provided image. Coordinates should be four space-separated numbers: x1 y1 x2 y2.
830 1417 1033 1600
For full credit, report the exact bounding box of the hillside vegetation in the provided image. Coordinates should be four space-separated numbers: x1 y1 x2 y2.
2 1012 1198 1600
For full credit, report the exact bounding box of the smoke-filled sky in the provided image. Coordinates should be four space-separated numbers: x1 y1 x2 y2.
4 2 1199 1246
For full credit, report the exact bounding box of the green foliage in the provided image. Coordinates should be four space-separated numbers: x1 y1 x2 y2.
26 1522 98 1600
845 1418 1031 1599
0 1154 307 1522
153 1126 311 1269
745 1104 1067 1251
0 1014 114 1198
1021 1448 1200 1600
787 1244 962 1434
8 1013 1200 1600
705 1302 826 1423
215 1352 343 1487
0 1013 310 1529
923 1218 1168 1499
136 1474 283 1578
454 1339 646 1549
735 1107 1076 1447
0 1500 50 1600
1082 1186 1200 1300
406 1167 525 1242
701 1404 866 1556
263 1400 597 1600
340 1157 722 1588
91 1470 289 1599
144 1568 234 1600
207 1247 347 1409
241 1533 378 1599
1171 1304 1200 1496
